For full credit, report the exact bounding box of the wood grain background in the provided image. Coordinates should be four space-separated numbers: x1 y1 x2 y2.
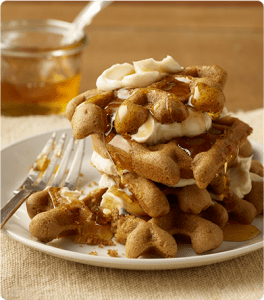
6 0 263 6
2 1 263 112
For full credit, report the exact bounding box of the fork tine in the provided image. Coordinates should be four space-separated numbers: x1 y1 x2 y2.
14 132 56 193
36 133 67 190
1 133 86 229
64 139 85 190
33 132 57 171
51 136 75 187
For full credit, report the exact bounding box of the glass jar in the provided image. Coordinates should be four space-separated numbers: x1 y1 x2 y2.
1 19 88 116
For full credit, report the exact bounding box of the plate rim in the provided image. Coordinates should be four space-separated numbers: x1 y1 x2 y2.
1 127 263 270
2 224 263 270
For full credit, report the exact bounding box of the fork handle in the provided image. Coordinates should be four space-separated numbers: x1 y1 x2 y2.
1 189 34 229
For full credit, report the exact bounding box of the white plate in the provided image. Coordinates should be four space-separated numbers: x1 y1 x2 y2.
1 128 263 270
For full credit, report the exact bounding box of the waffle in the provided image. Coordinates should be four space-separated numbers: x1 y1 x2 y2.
27 58 263 258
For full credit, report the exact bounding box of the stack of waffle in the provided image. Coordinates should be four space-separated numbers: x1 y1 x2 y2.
27 57 263 258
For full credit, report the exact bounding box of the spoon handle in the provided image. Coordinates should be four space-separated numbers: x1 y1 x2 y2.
73 1 112 29
63 1 112 45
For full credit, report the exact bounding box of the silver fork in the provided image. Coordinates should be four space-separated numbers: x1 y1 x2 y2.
0 132 85 229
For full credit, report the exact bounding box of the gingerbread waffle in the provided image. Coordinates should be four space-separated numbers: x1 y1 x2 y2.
27 57 263 258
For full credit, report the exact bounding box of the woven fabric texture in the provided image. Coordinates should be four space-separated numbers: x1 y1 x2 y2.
1 108 263 300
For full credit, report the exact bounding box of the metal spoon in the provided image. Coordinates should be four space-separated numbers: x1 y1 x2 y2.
62 1 112 45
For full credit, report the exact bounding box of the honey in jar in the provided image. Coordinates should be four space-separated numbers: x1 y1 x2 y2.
1 73 81 116
1 19 88 116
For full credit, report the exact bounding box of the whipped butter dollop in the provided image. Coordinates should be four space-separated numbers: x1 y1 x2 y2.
99 174 132 215
58 187 82 202
131 109 212 146
229 156 252 198
91 151 118 176
96 56 182 91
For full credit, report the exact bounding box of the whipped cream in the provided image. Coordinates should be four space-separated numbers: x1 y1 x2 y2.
97 172 120 215
131 109 212 146
59 187 82 202
229 156 252 198
174 76 192 84
219 106 229 119
100 190 124 215
99 174 131 215
250 172 263 182
91 151 118 176
108 133 132 152
99 173 117 188
96 56 182 91
168 178 196 188
117 88 134 100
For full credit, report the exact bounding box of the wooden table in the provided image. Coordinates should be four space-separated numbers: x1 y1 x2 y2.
2 1 263 113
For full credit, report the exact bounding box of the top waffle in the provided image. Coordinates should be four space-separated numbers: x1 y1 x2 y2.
66 62 252 189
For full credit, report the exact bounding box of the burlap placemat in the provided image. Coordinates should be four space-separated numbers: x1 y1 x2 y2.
1 108 263 300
